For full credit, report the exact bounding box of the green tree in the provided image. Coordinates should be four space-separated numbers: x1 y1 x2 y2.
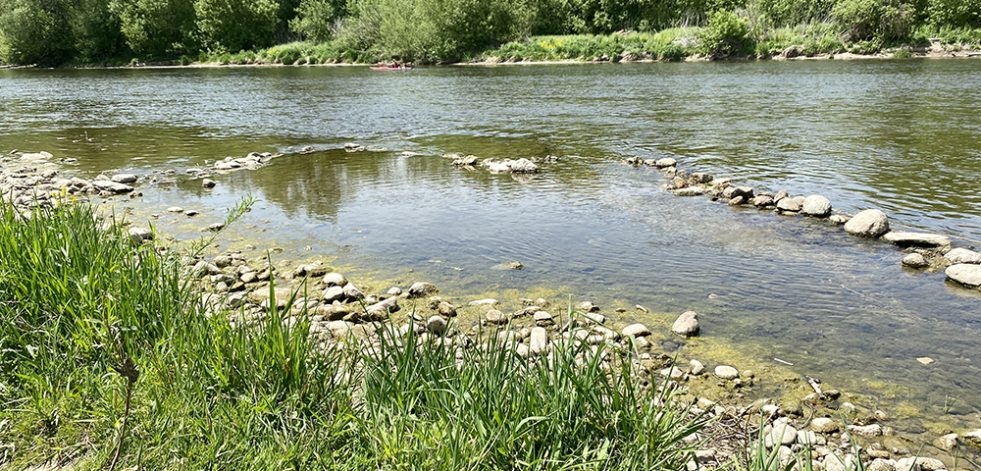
0 0 74 65
925 0 981 27
194 0 281 52
290 0 346 41
109 0 198 58
699 9 753 56
70 0 126 62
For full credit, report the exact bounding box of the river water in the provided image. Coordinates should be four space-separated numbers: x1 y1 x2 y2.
2 61 979 437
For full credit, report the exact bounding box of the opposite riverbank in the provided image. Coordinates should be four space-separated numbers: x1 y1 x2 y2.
2 149 980 469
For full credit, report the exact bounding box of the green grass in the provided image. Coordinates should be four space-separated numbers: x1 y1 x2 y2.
0 201 713 469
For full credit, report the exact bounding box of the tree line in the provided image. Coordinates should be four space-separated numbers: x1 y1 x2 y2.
0 0 979 65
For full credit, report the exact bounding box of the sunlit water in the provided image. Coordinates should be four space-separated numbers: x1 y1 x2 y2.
2 61 980 436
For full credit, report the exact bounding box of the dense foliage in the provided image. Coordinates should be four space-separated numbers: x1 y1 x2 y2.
0 0 980 65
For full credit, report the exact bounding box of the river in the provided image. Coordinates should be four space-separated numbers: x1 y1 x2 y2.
2 60 979 438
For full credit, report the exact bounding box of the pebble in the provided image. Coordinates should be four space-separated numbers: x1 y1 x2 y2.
485 309 507 325
323 272 347 287
689 359 705 376
533 311 553 326
467 298 498 306
810 417 840 433
111 173 138 184
764 418 798 447
847 423 883 438
128 227 153 244
166 206 184 212
408 282 438 298
426 315 447 335
916 356 934 365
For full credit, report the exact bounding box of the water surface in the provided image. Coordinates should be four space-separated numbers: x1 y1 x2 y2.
2 61 980 435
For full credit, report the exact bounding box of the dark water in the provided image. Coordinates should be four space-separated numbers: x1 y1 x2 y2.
2 62 980 431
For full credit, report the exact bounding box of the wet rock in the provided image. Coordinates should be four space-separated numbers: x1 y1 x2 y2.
722 186 754 200
207 222 225 231
621 323 651 338
882 231 951 248
714 365 738 380
671 311 700 337
945 264 981 287
655 157 677 168
426 315 447 335
408 282 438 298
323 272 347 287
752 194 775 207
493 261 523 270
485 158 538 174
801 195 832 217
202 178 216 188
578 301 600 312
452 155 478 166
342 282 364 301
934 433 958 451
728 195 747 206
294 262 330 278
128 227 153 244
776 197 802 212
672 187 705 196
944 247 981 264
529 327 548 355
844 209 890 237
93 179 134 194
689 359 705 375
829 214 850 225
583 312 606 324
810 417 840 433
184 209 199 217
670 176 688 189
660 366 685 379
847 424 883 438
111 173 138 184
902 253 929 268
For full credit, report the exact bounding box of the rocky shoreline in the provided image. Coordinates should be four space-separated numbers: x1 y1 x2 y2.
620 156 981 293
3 148 980 469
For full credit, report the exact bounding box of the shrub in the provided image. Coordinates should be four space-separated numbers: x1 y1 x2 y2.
699 10 754 57
193 0 280 52
109 0 198 58
831 0 914 41
290 0 342 42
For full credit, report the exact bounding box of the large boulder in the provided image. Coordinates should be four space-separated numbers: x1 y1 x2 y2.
882 231 951 248
801 195 832 217
844 209 890 237
946 264 981 288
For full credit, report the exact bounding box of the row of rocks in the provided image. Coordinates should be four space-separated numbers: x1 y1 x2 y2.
445 153 554 175
0 151 145 210
212 151 280 172
624 157 981 292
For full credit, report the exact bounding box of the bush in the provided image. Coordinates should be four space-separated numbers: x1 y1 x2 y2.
831 0 914 41
925 0 981 28
290 0 341 42
699 10 754 57
109 0 198 58
0 0 74 65
194 0 280 52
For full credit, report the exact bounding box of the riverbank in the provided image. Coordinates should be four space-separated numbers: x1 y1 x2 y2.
3 148 980 469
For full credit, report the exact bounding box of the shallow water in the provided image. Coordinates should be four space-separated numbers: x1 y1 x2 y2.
2 61 980 433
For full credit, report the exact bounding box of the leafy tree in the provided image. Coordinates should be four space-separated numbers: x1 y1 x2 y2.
925 0 981 28
0 0 74 65
290 0 346 41
70 0 126 62
194 0 280 52
109 0 198 58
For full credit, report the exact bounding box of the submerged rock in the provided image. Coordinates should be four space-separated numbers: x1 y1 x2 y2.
882 231 951 248
671 311 700 337
801 195 832 217
714 365 738 380
672 187 705 196
828 214 850 225
93 179 134 194
111 173 138 184
484 158 538 174
844 209 890 237
945 264 981 287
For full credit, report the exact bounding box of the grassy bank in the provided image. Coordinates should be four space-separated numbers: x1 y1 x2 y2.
0 202 719 469
195 24 981 67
